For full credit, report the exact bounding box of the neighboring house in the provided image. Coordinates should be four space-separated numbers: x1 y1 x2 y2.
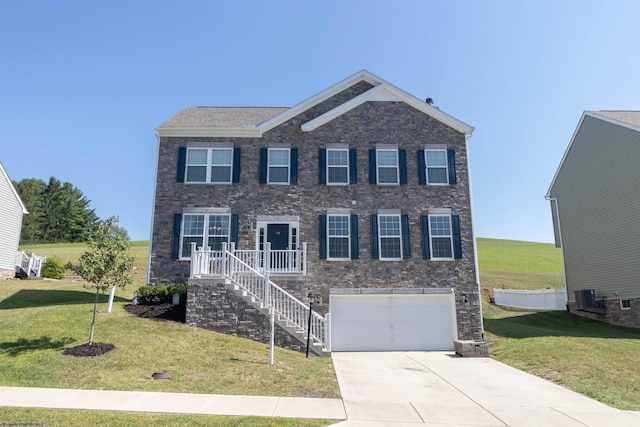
547 111 640 329
149 70 483 354
0 162 28 280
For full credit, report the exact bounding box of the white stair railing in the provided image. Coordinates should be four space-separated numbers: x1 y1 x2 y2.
190 242 326 350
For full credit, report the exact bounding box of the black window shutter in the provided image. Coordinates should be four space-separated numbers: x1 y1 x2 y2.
370 214 379 259
290 148 298 184
350 214 359 259
448 149 457 184
318 149 327 184
368 149 377 184
319 214 327 260
401 214 411 259
417 149 426 185
177 147 186 183
452 215 462 259
259 148 268 184
399 149 408 185
349 148 358 184
230 214 239 245
421 215 431 259
232 147 241 183
171 213 182 259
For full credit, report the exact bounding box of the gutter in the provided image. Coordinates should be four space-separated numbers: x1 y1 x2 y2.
146 131 161 285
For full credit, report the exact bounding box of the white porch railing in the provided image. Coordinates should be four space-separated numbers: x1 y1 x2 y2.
493 288 567 311
190 242 326 350
15 251 46 279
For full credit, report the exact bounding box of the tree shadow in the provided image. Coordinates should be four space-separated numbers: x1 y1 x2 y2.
484 310 640 339
0 336 76 356
0 289 129 310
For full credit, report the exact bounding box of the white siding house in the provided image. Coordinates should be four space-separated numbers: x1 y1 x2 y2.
0 162 27 279
547 111 640 328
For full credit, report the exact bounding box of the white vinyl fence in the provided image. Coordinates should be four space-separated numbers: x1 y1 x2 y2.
493 288 567 311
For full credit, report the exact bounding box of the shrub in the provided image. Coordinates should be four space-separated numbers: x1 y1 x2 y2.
40 256 66 279
135 284 187 305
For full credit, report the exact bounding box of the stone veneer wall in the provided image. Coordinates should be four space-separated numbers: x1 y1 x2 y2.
150 81 483 341
0 268 14 280
567 298 640 329
187 280 308 353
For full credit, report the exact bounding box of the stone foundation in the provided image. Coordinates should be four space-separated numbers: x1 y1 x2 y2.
567 298 640 329
0 268 15 280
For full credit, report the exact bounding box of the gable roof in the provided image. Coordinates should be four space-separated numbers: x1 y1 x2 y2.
157 70 474 137
0 162 28 214
546 110 640 198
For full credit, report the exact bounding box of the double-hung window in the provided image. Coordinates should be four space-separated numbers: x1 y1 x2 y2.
327 214 350 260
185 148 234 183
268 148 290 184
180 213 230 258
327 149 349 184
429 215 453 260
378 214 402 260
425 149 448 184
376 149 399 185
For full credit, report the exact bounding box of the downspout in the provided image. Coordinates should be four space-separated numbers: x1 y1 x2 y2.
146 131 161 285
464 131 485 336
546 196 569 304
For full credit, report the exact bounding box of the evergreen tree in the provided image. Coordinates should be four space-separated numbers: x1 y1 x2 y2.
13 177 99 244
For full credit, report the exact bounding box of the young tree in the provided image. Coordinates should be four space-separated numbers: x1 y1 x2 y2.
67 216 133 345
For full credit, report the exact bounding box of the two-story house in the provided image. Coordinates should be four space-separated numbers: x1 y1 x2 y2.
148 70 483 354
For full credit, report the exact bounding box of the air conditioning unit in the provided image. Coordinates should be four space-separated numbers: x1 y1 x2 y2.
575 289 596 310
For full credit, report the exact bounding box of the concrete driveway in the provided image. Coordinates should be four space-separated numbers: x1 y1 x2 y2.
331 351 640 427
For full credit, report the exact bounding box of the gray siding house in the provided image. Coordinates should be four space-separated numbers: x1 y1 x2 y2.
547 111 640 328
0 162 27 280
149 70 483 354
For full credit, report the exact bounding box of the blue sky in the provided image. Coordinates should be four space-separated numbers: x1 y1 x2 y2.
1 0 638 243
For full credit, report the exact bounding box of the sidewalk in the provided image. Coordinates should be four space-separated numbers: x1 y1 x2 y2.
0 386 346 420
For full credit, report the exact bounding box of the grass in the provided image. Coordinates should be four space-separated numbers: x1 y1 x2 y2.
477 238 640 410
8 239 640 414
0 407 333 427
477 238 564 293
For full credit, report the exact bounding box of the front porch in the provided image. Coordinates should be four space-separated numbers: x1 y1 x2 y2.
189 242 307 278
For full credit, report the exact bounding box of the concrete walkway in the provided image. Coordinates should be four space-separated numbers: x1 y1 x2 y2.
0 386 346 420
1 351 639 426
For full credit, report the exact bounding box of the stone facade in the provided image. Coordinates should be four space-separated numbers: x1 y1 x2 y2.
0 268 14 280
567 298 640 329
149 73 483 349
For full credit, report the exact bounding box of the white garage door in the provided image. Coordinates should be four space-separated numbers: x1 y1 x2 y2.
330 294 457 352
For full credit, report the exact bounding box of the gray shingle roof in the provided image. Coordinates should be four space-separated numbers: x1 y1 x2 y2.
157 107 289 129
590 110 640 129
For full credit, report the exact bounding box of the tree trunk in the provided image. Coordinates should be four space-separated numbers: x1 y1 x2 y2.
89 287 100 345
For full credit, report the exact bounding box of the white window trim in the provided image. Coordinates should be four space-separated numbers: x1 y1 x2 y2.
267 148 290 185
327 148 349 185
428 214 454 261
376 149 399 185
425 148 449 185
620 299 631 310
179 212 231 260
185 147 234 184
378 213 402 261
327 213 351 261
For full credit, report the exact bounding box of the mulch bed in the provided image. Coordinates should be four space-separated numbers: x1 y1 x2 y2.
124 303 186 323
62 304 186 357
63 342 115 357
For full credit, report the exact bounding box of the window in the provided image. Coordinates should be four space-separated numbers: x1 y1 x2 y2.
429 215 453 260
185 148 234 183
376 149 399 184
620 299 631 310
328 214 350 259
425 149 448 184
268 148 289 184
379 214 402 260
327 149 349 184
180 213 231 258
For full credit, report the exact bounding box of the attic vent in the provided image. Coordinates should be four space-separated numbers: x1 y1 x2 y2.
425 98 434 105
